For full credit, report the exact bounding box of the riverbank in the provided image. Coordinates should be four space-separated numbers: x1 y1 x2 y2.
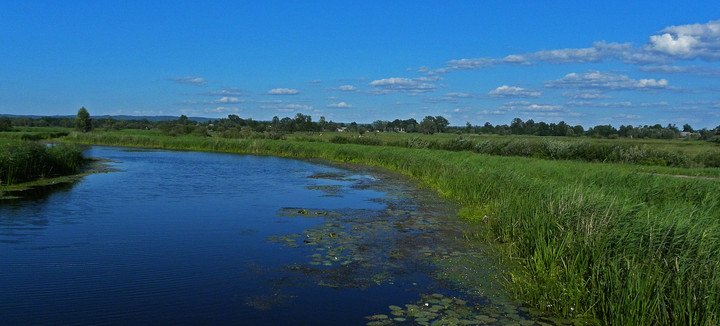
62 131 720 324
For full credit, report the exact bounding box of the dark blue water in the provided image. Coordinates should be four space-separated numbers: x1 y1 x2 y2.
0 147 483 325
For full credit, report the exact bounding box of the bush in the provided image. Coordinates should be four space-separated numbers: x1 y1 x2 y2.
694 151 720 168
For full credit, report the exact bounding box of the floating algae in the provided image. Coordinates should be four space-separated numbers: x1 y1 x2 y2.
265 163 589 325
305 184 344 197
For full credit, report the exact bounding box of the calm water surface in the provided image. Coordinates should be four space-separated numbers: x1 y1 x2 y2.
1 147 534 325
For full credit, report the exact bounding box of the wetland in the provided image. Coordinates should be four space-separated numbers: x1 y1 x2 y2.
0 146 546 325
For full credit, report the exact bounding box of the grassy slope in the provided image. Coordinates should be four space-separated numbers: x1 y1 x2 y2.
63 131 720 325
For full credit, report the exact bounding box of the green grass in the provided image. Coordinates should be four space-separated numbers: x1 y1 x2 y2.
0 138 84 186
63 130 720 324
0 127 72 141
279 131 720 169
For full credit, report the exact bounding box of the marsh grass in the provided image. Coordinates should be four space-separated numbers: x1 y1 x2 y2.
0 139 84 185
286 132 720 168
63 131 720 324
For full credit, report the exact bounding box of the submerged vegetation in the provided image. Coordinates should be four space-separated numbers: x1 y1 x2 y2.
63 129 720 324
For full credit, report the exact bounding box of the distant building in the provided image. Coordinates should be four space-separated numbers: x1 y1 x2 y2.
679 131 700 137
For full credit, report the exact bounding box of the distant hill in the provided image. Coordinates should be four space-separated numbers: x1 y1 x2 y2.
0 114 214 123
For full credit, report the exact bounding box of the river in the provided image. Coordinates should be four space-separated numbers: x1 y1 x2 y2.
0 146 539 325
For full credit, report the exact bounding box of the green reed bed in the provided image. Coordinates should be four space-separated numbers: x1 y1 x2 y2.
64 131 720 324
0 139 84 185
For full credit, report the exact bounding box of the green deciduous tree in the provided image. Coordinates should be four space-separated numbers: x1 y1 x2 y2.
75 107 92 132
419 116 437 135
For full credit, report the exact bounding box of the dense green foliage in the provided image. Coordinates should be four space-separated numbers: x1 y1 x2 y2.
0 140 84 185
64 130 720 324
75 107 93 132
4 112 720 141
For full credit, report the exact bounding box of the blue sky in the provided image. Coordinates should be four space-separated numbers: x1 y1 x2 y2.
2 1 720 128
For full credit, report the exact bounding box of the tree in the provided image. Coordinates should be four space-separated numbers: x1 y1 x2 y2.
0 116 12 131
372 120 389 132
75 107 92 132
433 116 449 132
419 116 437 135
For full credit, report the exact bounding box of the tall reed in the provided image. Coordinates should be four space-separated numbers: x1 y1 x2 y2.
0 140 84 185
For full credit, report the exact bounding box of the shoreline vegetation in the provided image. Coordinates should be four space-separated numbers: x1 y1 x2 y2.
61 130 720 325
0 139 84 187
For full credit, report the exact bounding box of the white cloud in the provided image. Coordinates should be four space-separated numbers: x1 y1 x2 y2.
480 110 505 115
169 76 207 86
433 58 495 73
645 19 720 61
493 101 578 118
639 65 720 78
446 92 473 98
489 85 541 98
423 97 457 103
333 85 357 91
201 88 241 96
368 77 438 93
179 97 244 105
214 97 242 104
427 19 720 76
562 91 612 99
268 88 300 95
434 41 635 73
501 54 532 65
545 71 671 91
567 101 668 108
499 101 566 112
530 41 634 64
260 103 313 111
206 106 240 113
635 78 669 88
328 102 353 108
613 114 643 120
285 104 313 110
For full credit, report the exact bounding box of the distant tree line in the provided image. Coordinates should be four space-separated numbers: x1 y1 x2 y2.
2 111 719 142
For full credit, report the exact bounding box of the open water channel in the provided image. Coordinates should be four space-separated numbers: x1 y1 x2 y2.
0 146 545 325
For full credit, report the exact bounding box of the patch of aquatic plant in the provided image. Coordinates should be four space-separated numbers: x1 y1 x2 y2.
271 196 483 292
276 207 336 218
305 185 343 196
365 293 565 326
